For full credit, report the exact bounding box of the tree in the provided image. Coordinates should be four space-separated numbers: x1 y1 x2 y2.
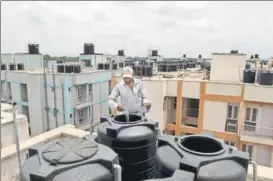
43 54 51 60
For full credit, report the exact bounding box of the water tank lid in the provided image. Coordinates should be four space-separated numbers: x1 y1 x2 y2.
42 138 98 164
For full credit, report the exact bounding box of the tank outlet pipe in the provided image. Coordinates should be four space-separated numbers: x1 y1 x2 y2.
250 160 257 181
114 164 122 181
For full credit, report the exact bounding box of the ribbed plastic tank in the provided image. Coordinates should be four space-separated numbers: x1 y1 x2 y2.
57 65 64 73
118 50 124 56
9 63 15 70
97 63 103 70
84 43 95 54
20 136 119 181
152 50 158 56
258 70 273 85
243 69 256 83
97 114 159 181
119 62 124 68
1 64 6 70
104 63 110 70
113 63 118 70
65 65 73 73
145 135 249 181
17 63 24 70
245 64 251 69
73 65 81 73
28 44 39 54
142 66 153 77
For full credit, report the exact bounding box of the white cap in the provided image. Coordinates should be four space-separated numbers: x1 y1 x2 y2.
122 66 134 79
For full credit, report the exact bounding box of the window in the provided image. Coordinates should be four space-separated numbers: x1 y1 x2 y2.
89 84 93 101
163 96 177 110
227 105 239 120
225 104 239 133
244 107 258 132
78 109 84 123
242 144 253 158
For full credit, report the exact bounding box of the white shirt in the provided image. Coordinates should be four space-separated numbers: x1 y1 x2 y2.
108 79 150 114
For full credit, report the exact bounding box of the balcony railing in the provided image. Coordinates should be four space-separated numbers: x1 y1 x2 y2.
185 108 199 118
74 96 92 105
239 124 273 139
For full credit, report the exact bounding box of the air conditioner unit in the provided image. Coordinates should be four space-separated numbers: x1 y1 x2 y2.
226 122 237 132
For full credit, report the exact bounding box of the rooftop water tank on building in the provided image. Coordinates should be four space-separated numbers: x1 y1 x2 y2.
118 50 124 56
84 43 95 54
9 63 15 70
17 63 24 70
1 64 6 70
104 63 110 70
243 69 256 83
258 70 273 86
28 44 39 54
119 62 124 68
152 50 158 56
97 114 159 181
73 65 81 73
98 63 103 70
142 66 153 77
113 63 118 70
57 65 64 73
145 135 249 181
20 136 120 181
65 65 73 73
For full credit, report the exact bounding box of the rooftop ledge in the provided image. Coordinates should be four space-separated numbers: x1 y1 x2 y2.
1 125 273 181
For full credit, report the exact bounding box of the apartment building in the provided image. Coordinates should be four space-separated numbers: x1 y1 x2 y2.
1 103 29 148
1 53 43 69
1 66 112 136
112 52 273 167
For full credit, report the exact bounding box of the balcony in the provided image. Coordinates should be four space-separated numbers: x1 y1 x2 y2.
240 124 273 139
239 124 273 146
73 96 92 109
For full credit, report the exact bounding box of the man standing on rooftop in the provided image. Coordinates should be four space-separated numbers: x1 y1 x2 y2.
108 66 151 116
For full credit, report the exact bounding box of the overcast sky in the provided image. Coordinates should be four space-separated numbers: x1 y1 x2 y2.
1 1 273 58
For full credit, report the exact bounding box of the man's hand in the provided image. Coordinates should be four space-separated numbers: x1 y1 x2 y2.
117 104 125 112
144 103 151 109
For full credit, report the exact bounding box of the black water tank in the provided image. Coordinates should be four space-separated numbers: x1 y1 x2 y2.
146 135 249 181
20 136 119 181
17 63 24 70
183 54 186 58
73 65 81 73
104 63 110 70
250 55 254 59
119 62 124 68
28 44 39 54
65 65 73 73
198 54 202 59
142 66 153 77
57 65 64 73
97 114 158 181
152 50 158 56
258 70 273 85
254 54 259 59
136 66 143 76
113 63 118 70
1 64 6 70
84 43 95 54
9 63 15 70
118 50 124 56
98 63 103 70
245 64 251 69
243 69 256 83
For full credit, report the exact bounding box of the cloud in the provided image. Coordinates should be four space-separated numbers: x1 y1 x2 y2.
1 1 273 58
